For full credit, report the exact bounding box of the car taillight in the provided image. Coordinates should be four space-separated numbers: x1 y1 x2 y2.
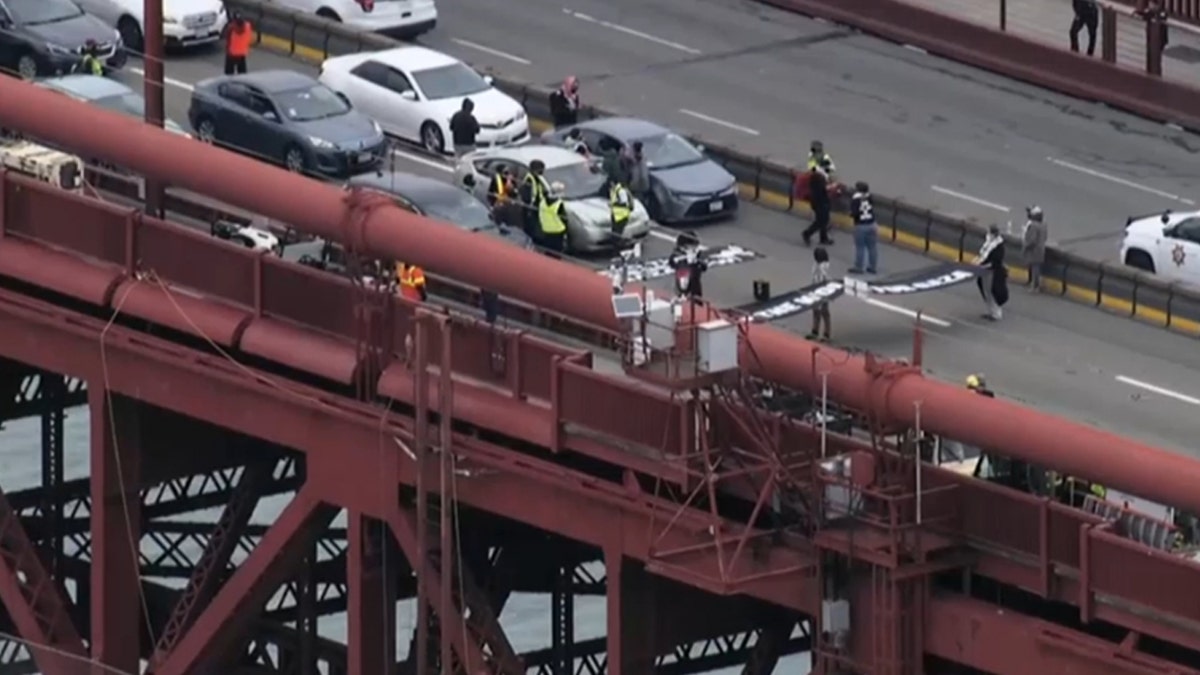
356 0 375 12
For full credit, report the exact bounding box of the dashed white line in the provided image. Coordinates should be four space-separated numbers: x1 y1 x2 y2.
1048 157 1196 205
860 297 952 327
129 67 194 91
564 9 701 54
1115 375 1200 406
931 185 1010 213
678 109 760 136
450 38 531 65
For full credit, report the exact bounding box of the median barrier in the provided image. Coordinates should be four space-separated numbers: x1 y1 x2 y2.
221 0 1200 336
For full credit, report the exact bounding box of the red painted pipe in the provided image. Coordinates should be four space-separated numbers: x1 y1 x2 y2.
4 78 1199 512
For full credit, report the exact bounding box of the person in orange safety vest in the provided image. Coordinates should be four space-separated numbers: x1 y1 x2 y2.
222 11 254 75
396 262 427 302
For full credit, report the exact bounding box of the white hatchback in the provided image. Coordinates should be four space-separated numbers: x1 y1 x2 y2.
319 46 528 155
73 0 227 51
274 0 436 36
1121 209 1200 286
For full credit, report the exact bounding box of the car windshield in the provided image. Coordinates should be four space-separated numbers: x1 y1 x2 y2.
543 161 607 200
6 0 83 25
411 63 490 101
274 85 350 122
417 190 494 231
635 132 704 169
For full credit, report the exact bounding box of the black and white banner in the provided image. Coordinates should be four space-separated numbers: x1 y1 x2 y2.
738 263 980 323
598 244 762 284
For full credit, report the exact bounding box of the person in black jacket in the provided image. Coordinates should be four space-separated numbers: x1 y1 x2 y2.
1070 0 1099 55
802 161 833 246
549 76 581 128
669 232 707 299
449 99 480 156
849 181 878 274
974 224 1009 321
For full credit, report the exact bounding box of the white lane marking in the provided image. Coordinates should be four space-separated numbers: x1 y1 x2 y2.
931 185 1010 213
860 297 952 327
451 38 531 65
648 229 677 243
1048 157 1196 206
1115 375 1200 406
390 148 454 173
129 67 194 91
564 9 701 54
678 109 760 136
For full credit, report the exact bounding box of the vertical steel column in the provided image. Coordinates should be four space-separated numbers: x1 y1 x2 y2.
38 374 65 578
438 320 453 675
604 550 655 675
88 388 141 675
298 538 318 675
413 316 431 675
142 0 165 216
550 562 575 675
348 514 395 675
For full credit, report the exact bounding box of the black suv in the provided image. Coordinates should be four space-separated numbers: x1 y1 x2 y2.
0 0 126 80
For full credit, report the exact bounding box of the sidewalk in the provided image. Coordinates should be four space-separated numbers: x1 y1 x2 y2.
897 0 1200 90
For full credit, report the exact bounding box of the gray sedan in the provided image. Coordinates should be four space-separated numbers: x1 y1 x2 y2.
542 117 738 224
37 75 188 135
187 70 387 177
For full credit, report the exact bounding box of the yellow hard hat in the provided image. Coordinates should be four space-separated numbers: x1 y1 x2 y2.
965 374 982 389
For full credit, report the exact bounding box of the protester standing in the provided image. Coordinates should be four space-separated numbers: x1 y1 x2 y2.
802 162 833 246
222 12 253 75
549 76 581 128
975 224 1009 321
449 99 480 157
849 181 878 274
1021 205 1047 290
1070 0 1099 56
808 246 832 342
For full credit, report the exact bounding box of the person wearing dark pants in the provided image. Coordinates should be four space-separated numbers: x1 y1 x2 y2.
223 12 253 75
1070 0 1099 55
808 246 832 342
802 163 833 246
450 99 480 157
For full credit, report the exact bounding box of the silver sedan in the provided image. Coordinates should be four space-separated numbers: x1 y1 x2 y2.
453 144 651 253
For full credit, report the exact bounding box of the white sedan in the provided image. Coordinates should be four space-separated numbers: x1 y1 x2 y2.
272 0 436 36
73 0 227 51
1121 209 1200 286
318 46 528 155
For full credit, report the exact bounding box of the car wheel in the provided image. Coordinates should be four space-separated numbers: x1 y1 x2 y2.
118 16 144 55
1125 249 1155 273
194 117 216 143
316 8 341 22
16 54 38 80
421 122 445 155
284 145 307 173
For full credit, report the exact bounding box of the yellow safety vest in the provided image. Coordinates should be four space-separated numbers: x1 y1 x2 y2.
609 184 632 225
807 152 831 171
523 174 545 203
1090 483 1106 499
539 199 567 235
82 54 103 76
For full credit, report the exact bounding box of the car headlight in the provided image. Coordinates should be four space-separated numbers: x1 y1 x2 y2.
370 120 382 135
46 43 73 55
516 110 527 120
307 136 335 149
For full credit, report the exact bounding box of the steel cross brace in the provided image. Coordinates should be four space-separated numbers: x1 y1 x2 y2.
0 482 86 675
385 506 524 675
148 460 274 670
151 487 337 675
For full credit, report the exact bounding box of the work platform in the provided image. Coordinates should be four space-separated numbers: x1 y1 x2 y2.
0 102 1198 675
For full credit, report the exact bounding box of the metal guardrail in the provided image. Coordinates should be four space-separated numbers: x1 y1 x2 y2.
224 0 1200 336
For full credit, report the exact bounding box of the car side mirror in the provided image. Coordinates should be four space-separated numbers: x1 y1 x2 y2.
401 90 417 101
483 75 494 85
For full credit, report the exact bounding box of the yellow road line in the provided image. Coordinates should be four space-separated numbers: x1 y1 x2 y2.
255 31 1200 336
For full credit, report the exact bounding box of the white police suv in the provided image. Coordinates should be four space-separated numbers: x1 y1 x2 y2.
1121 210 1200 285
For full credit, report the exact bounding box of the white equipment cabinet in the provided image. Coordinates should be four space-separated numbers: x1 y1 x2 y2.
0 140 85 193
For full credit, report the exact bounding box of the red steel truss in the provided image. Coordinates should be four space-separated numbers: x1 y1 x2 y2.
0 86 1196 674
0 77 1195 516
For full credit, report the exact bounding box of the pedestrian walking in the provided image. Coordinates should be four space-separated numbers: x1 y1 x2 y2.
449 99 480 157
1070 0 1099 56
975 224 1009 321
802 161 833 246
1021 205 1047 290
808 246 832 342
849 181 878 274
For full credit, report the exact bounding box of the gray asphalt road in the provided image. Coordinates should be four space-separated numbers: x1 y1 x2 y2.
404 0 1200 262
111 47 1200 458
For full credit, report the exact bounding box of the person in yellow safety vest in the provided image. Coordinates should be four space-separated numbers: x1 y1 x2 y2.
539 181 568 255
487 167 518 228
77 40 104 76
396 262 427 302
519 160 550 238
609 179 633 235
965 374 995 398
806 140 836 176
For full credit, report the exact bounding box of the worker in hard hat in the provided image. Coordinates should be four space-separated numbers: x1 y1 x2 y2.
396 261 427 302
539 181 568 255
965 374 995 398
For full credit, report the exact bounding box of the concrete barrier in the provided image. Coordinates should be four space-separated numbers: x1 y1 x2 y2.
222 0 1200 337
